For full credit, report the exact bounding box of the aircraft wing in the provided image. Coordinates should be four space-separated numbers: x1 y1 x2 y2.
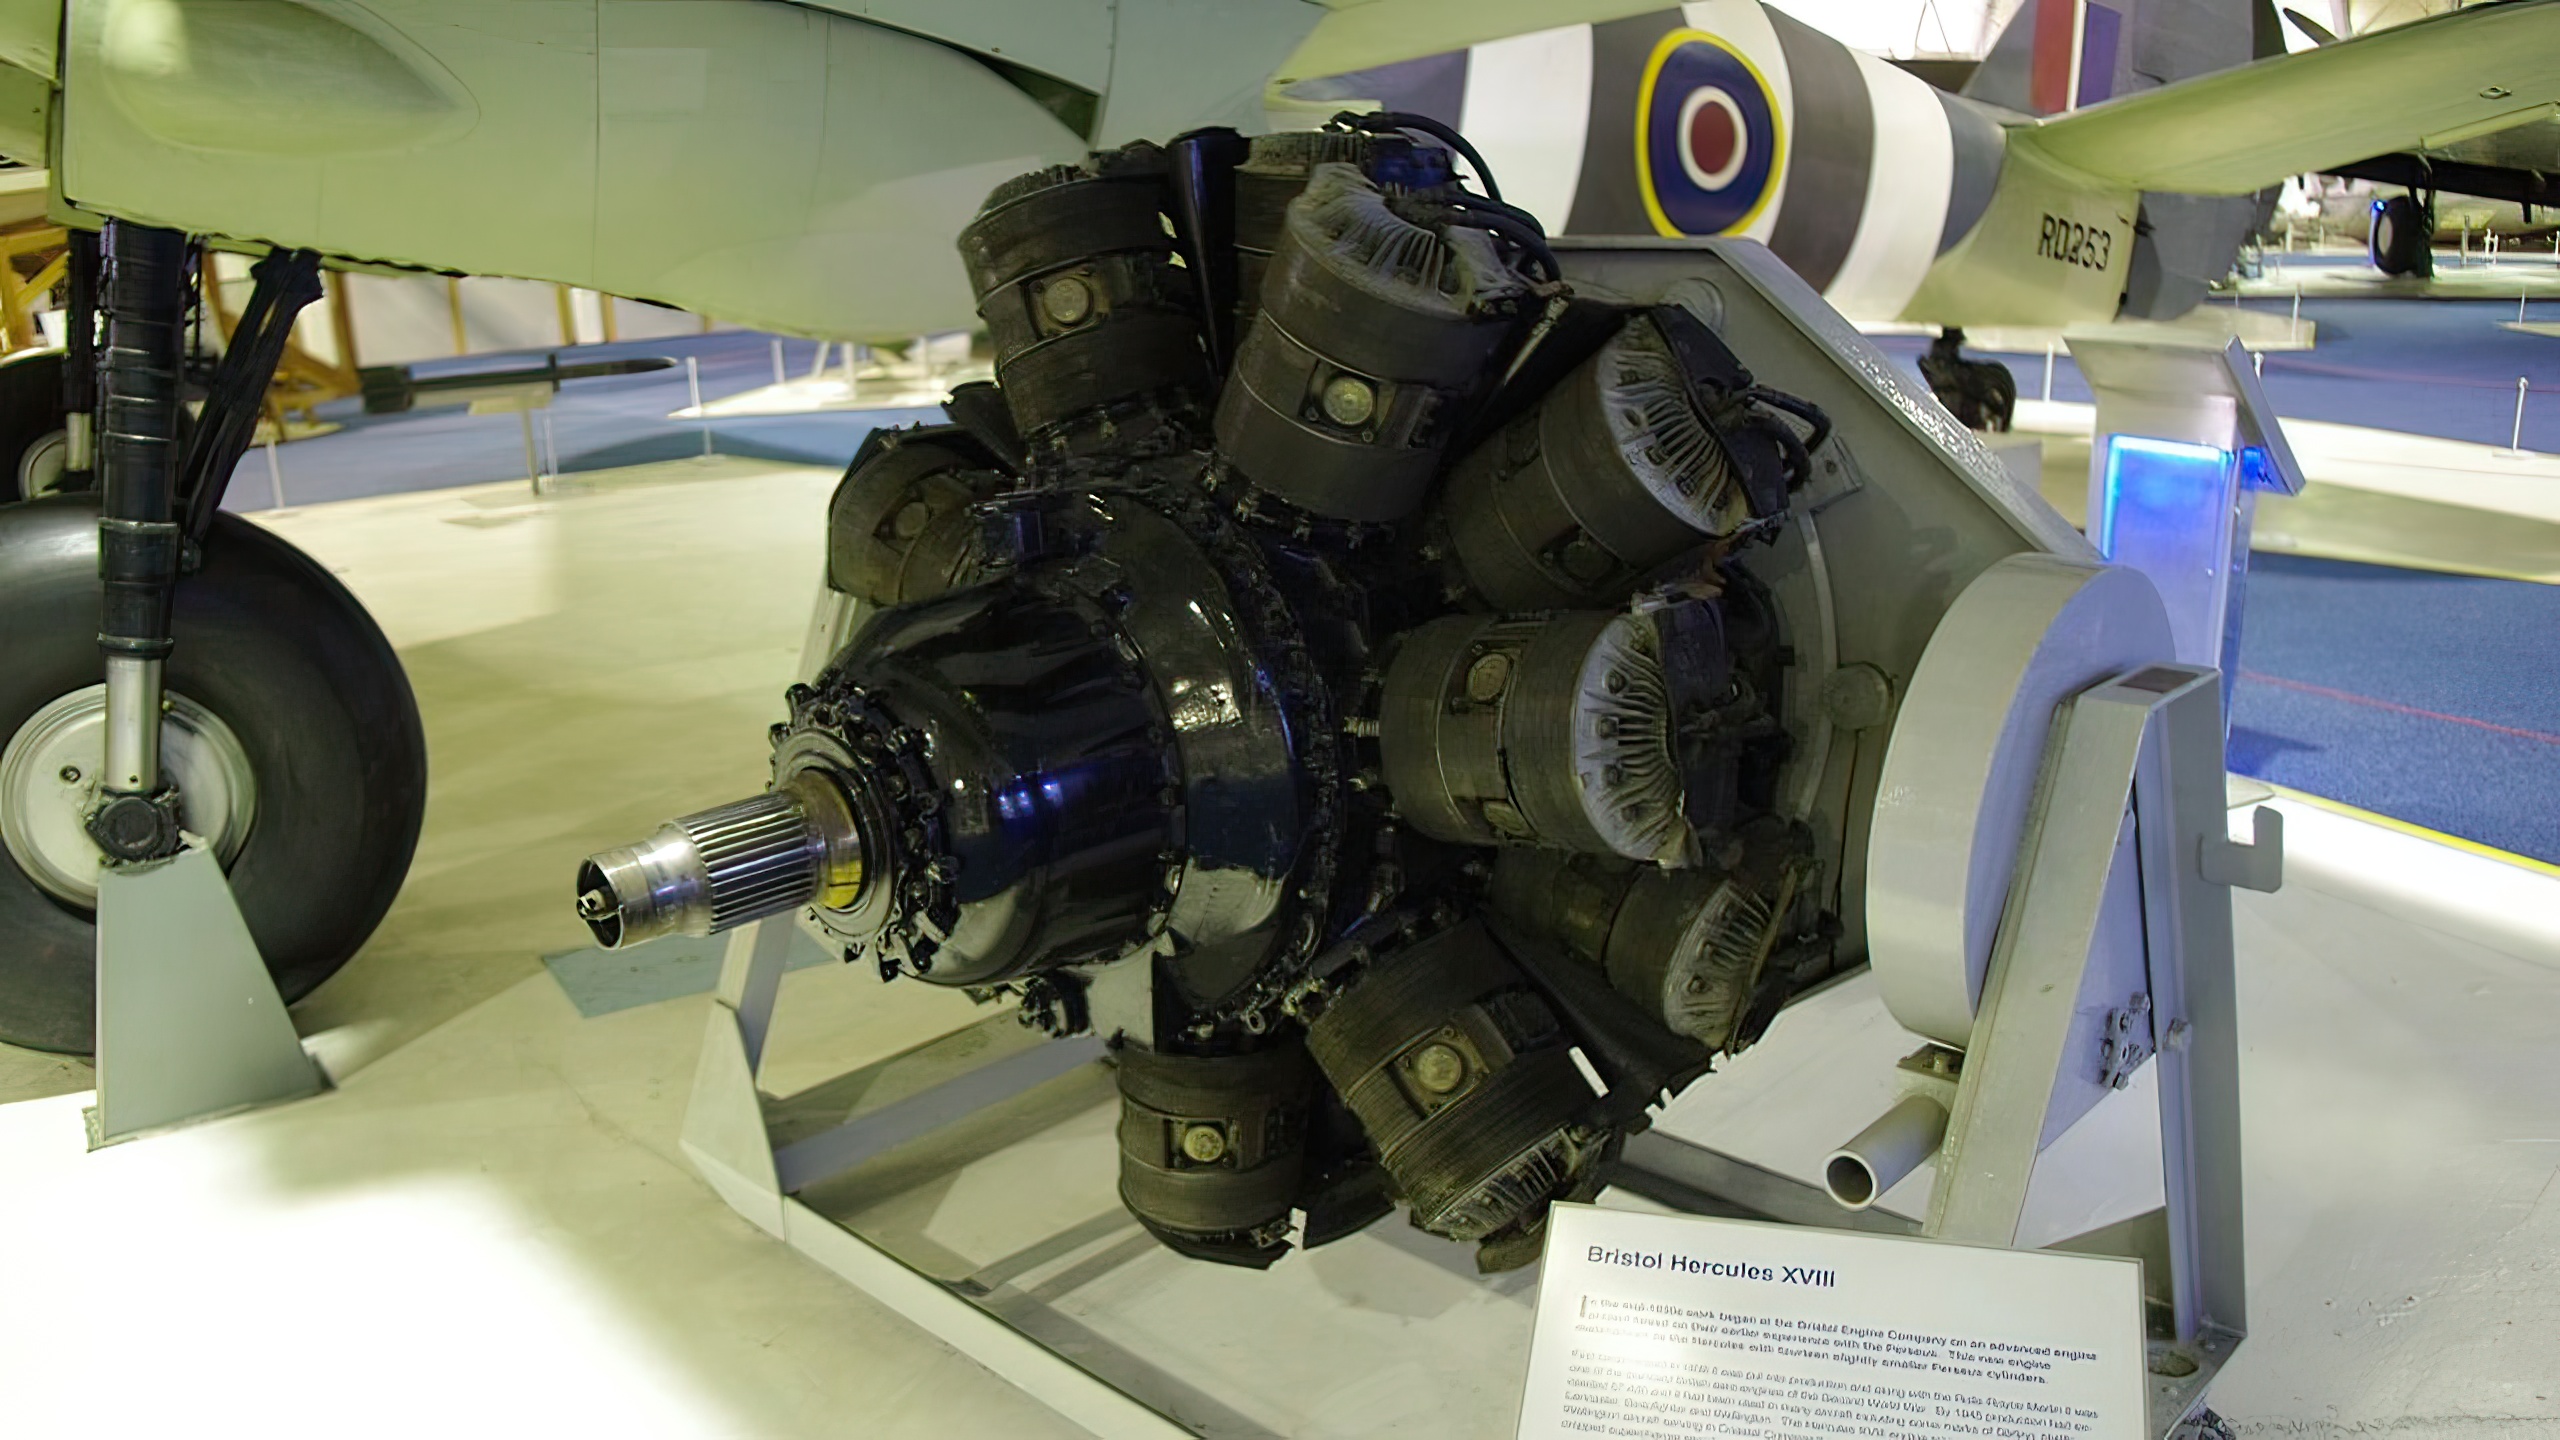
2017 0 2560 195
1272 0 1667 87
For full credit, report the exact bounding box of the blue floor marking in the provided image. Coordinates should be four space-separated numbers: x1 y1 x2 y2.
543 924 837 1019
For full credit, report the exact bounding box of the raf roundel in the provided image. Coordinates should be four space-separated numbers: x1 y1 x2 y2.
1637 30 1785 239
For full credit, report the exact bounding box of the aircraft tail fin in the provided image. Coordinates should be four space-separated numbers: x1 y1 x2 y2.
1965 0 2272 117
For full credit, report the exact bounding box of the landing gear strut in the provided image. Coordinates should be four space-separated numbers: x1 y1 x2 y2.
1919 327 2017 432
0 224 427 1054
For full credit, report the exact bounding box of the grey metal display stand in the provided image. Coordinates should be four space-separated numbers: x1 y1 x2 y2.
2071 334 2307 685
86 839 327 1146
678 661 2269 1439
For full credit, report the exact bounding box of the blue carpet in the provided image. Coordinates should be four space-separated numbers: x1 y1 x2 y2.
2230 554 2560 865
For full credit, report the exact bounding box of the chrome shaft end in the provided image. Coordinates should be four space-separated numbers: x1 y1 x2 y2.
573 778 865 949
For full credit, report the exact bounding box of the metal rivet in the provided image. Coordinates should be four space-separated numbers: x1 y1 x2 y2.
1411 1042 1468 1094
1039 275 1094 326
1181 1123 1228 1162
1320 374 1377 427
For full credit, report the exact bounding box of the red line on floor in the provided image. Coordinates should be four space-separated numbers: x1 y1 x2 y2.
2240 669 2560 749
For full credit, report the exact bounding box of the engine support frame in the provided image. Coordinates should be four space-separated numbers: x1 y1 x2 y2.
676 664 2255 1440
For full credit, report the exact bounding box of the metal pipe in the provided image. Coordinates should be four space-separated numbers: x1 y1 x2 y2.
100 654 163 794
1824 1093 1949 1211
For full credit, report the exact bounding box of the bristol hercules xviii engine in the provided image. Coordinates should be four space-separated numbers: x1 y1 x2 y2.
576 120 1843 1271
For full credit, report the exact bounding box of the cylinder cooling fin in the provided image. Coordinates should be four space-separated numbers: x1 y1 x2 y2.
1444 312 1758 610
957 143 1211 456
1215 164 1531 522
1378 609 1689 865
1115 1040 1314 1268
580 117 1844 1271
1306 921 1602 1249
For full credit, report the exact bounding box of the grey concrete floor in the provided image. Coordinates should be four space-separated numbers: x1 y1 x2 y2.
0 457 1090 1437
0 458 833 1105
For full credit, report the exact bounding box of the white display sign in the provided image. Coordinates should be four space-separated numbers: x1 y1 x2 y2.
1517 1203 2148 1440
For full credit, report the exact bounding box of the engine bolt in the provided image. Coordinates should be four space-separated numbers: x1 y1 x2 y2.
57 765 80 784
1411 1042 1468 1094
1180 1123 1228 1163
1319 374 1377 427
1040 275 1095 326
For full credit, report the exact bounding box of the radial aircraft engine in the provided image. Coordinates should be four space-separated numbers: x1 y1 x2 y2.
574 120 2138 1270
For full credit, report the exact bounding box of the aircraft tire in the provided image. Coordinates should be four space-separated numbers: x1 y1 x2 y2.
2370 195 2434 279
0 496 427 1053
0 348 73 503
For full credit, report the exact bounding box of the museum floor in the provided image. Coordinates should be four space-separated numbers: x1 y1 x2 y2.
1 458 2556 1436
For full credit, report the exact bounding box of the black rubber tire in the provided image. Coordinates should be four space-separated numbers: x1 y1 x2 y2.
0 496 428 1053
0 347 69 503
2369 194 2435 279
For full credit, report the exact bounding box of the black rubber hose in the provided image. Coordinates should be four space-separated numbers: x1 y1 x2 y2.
1434 196 1562 283
1338 110 1504 205
96 222 191 670
1747 385 1835 461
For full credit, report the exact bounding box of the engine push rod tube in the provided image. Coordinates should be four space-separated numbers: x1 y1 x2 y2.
92 222 193 860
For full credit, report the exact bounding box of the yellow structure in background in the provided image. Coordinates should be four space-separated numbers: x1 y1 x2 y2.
0 168 60 355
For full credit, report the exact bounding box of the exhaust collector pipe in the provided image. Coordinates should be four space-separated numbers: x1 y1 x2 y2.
575 774 867 948
1823 1093 1950 1211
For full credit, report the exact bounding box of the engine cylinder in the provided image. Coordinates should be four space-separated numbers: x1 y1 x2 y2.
1115 1040 1314 1268
826 428 999 607
1378 610 1689 864
1489 849 1785 1052
1445 313 1756 609
1231 131 1393 330
1305 920 1594 1247
957 144 1210 452
1214 164 1525 521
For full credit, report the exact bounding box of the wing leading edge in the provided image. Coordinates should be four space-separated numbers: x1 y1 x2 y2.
2017 0 2560 194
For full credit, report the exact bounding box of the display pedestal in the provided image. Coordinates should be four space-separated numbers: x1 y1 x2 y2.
676 660 2262 1439
86 841 326 1146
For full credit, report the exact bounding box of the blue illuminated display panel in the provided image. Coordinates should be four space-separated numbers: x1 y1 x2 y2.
2095 435 2237 671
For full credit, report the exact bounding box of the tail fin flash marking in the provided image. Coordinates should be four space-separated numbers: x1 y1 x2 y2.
2077 4 2123 106
2030 0 2126 114
2030 0 2076 113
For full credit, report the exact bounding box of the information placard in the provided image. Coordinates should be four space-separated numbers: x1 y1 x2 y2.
1517 1203 2148 1440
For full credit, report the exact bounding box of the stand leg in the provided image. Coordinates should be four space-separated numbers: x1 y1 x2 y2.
1926 688 2153 1244
679 921 796 1234
89 844 325 1145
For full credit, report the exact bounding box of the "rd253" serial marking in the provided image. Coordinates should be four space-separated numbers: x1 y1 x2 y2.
2037 213 2113 270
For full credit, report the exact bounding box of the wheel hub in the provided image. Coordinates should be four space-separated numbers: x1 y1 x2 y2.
0 684 258 906
18 426 65 497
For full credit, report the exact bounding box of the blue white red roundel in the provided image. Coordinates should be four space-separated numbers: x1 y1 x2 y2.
1637 30 1784 238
